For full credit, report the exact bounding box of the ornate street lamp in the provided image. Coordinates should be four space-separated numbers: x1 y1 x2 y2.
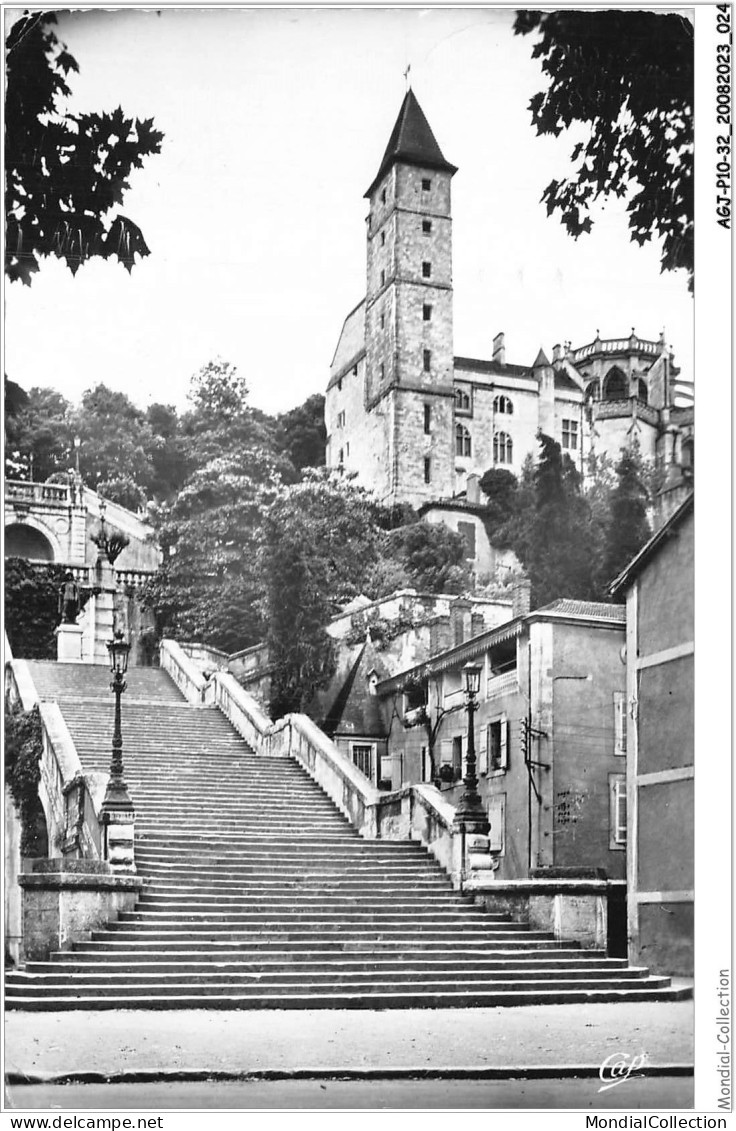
453 661 489 834
100 631 134 847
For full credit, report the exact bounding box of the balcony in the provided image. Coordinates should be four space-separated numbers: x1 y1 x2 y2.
572 337 660 363
486 669 519 700
592 399 659 426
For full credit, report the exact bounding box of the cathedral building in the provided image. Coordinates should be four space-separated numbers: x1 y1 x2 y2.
325 90 693 574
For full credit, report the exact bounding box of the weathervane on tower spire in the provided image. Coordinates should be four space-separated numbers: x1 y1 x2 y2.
404 62 411 90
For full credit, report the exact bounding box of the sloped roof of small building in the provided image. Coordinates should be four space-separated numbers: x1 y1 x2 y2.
323 639 392 739
328 299 366 387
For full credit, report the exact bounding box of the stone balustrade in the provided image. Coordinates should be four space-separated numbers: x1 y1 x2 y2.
5 480 71 505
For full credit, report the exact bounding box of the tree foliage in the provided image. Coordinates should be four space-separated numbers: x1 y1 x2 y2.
5 12 164 285
600 447 652 593
273 394 327 474
4 385 73 481
380 521 470 595
4 558 70 658
260 471 384 716
515 10 693 289
5 704 46 856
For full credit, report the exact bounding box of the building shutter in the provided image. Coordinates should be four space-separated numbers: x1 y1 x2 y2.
614 692 627 756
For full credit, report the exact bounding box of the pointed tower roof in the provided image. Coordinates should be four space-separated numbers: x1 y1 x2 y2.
533 348 551 369
365 90 457 198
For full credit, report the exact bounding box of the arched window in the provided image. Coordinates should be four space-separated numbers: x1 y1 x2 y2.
493 431 513 465
493 395 513 415
455 423 472 458
4 523 54 561
585 379 600 402
603 366 628 401
636 378 648 405
455 387 471 413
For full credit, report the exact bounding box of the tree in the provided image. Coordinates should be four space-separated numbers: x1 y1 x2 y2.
181 359 276 473
261 471 383 716
274 394 327 474
4 385 73 481
379 521 470 595
478 467 519 547
600 447 652 593
142 450 282 653
514 10 693 289
4 558 70 658
72 384 156 498
511 433 596 607
5 12 163 285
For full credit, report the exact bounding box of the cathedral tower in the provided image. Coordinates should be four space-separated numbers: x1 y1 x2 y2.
362 90 457 504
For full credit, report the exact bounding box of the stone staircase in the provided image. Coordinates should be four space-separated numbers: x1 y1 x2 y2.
7 662 688 1010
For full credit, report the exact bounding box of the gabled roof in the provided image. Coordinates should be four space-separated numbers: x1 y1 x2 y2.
609 492 694 595
365 90 457 198
323 640 391 739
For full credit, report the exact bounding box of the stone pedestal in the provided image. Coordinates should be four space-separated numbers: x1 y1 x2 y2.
101 808 136 873
19 859 143 961
55 623 84 663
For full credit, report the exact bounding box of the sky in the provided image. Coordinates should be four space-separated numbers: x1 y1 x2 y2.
4 6 695 417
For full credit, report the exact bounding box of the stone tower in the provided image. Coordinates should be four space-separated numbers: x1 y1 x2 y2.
363 90 457 505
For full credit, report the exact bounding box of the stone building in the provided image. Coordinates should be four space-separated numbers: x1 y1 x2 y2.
325 90 694 572
376 597 628 883
610 492 694 975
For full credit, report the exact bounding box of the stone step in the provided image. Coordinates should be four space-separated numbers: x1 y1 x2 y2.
135 893 469 907
81 934 573 951
22 955 631 975
117 910 523 926
6 973 664 998
94 928 559 945
5 984 689 1012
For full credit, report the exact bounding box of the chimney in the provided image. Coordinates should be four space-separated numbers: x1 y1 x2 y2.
512 578 531 619
492 332 505 366
552 343 563 363
466 473 480 504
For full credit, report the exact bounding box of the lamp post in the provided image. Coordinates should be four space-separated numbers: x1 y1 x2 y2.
453 661 490 834
100 631 134 862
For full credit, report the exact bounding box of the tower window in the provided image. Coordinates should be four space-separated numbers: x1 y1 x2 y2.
423 304 432 321
561 419 578 450
423 349 431 373
380 313 385 329
455 423 472 458
338 448 344 467
337 378 342 392
422 220 432 235
380 363 385 380
381 189 387 204
493 395 513 415
353 365 358 376
381 231 386 246
493 431 513 465
424 404 431 434
422 261 432 278
422 178 431 191
424 457 431 484
337 411 346 429
380 269 385 286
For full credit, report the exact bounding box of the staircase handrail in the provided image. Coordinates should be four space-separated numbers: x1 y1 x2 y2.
210 671 278 753
5 660 104 860
37 701 104 859
159 638 210 704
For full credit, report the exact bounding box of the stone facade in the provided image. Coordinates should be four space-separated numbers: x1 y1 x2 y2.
376 600 628 881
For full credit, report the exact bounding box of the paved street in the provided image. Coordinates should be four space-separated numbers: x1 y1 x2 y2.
7 994 693 1085
7 1075 694 1110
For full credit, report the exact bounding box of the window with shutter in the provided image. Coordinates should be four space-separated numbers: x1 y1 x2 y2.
487 794 506 854
609 773 627 848
614 691 627 756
